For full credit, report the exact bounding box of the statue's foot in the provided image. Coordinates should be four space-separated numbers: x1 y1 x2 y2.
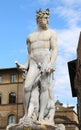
19 115 32 126
36 119 55 126
19 115 26 124
55 124 65 130
44 118 55 126
37 119 49 124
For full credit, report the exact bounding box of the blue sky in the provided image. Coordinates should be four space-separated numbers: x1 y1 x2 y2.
0 0 81 111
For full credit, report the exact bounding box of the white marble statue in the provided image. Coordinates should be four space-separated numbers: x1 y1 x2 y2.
16 9 58 125
55 124 65 130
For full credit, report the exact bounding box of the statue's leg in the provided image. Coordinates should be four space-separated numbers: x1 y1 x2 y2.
39 73 50 121
23 61 40 117
28 86 39 120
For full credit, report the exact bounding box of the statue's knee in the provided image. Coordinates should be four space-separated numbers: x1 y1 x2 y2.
24 86 32 93
41 86 48 93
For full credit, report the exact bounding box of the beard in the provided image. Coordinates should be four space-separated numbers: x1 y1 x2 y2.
38 21 48 30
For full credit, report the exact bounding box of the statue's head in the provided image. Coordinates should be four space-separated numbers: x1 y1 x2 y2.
36 9 50 30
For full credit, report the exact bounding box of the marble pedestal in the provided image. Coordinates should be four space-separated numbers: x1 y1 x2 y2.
7 122 65 130
7 124 55 130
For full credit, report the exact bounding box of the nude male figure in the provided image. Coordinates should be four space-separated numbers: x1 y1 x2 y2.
16 9 58 122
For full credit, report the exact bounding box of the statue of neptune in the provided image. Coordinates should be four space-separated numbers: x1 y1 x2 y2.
16 9 58 125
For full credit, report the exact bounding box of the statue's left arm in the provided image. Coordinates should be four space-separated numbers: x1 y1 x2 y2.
50 30 58 67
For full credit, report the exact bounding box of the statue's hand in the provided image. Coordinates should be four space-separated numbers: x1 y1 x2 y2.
15 61 27 71
45 63 52 73
42 63 55 73
45 63 55 73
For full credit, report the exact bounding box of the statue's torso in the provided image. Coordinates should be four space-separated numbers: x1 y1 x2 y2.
27 29 53 63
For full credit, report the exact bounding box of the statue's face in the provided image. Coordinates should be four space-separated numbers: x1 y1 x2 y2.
37 14 49 30
41 15 49 24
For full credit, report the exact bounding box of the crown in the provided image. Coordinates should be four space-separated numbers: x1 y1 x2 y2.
36 9 50 18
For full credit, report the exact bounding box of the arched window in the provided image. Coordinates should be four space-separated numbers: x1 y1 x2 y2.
0 94 1 104
9 92 16 104
8 115 16 124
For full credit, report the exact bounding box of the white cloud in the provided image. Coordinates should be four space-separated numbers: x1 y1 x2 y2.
60 0 81 6
38 0 81 6
53 27 81 108
57 27 81 55
54 54 71 100
54 6 81 27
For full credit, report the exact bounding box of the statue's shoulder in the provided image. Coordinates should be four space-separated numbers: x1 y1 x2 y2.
48 29 57 35
28 31 37 39
27 31 37 43
47 29 57 40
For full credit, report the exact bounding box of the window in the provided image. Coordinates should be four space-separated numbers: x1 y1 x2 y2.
9 92 16 104
0 94 2 104
8 115 16 124
0 75 2 83
10 74 16 83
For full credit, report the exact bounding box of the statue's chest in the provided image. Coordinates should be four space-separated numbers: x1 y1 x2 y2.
29 31 51 43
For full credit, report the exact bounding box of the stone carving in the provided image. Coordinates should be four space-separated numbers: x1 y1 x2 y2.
55 124 65 130
16 8 57 124
7 9 65 130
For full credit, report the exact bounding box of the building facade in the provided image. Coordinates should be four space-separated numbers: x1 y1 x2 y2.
55 100 79 130
0 68 24 130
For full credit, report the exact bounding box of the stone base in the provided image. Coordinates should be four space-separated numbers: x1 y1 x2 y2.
7 124 56 130
6 117 65 130
6 123 65 130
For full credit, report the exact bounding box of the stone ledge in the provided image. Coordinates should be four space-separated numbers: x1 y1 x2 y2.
7 123 65 130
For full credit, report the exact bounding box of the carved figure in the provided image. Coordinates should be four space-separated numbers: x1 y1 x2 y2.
16 9 58 124
55 124 65 130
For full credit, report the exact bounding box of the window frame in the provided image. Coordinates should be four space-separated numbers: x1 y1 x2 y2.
9 92 16 104
10 74 16 83
8 114 16 124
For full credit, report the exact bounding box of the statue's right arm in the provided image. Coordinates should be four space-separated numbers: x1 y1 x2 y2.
15 61 27 70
